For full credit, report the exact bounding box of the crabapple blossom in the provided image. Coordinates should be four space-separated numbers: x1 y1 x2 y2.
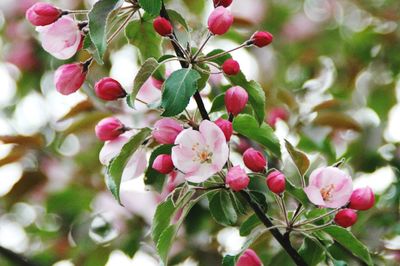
152 154 174 174
171 120 229 183
266 170 286 194
95 117 126 141
153 16 173 36
304 167 353 208
54 63 86 95
213 0 233 8
26 2 61 26
334 209 357 228
222 58 240 76
214 118 232 141
349 187 375 211
226 166 250 192
225 86 248 116
37 16 82 59
94 77 127 101
251 31 274 47
243 148 267 172
237 249 262 266
267 107 289 127
152 118 183 144
208 6 234 35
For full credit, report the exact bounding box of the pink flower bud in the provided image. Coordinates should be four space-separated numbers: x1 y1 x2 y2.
214 118 233 141
208 6 234 35
243 148 267 172
267 107 289 127
153 154 174 174
152 118 183 144
226 166 250 192
251 31 274 47
153 16 173 37
26 2 61 26
94 77 127 101
349 187 375 211
222 58 240 76
266 170 286 194
237 249 262 266
213 0 233 8
334 209 357 228
95 117 126 141
54 63 86 95
151 78 164 90
224 86 248 116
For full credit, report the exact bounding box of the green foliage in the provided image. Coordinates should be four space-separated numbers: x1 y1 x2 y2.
106 128 151 203
285 140 310 177
239 214 261 236
209 190 238 226
233 114 281 157
138 0 162 16
144 144 173 192
88 0 124 64
298 237 326 266
161 69 201 116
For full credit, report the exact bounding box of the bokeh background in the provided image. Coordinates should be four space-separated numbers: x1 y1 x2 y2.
0 0 399 265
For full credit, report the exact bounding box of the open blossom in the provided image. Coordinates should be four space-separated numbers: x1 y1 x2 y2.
171 120 229 183
37 16 82 60
304 167 353 208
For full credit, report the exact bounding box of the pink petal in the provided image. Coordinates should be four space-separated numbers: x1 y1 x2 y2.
304 185 326 206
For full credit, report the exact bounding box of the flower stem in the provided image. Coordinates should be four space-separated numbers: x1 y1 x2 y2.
107 10 136 44
294 208 340 227
192 32 213 61
197 42 248 63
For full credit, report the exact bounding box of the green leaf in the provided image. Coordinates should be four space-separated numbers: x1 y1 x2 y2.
129 58 159 109
209 93 225 113
144 144 173 192
138 0 161 16
207 49 266 124
285 179 309 206
322 225 373 266
125 14 162 60
106 128 151 203
167 9 189 31
156 224 177 264
299 237 326 266
239 214 261 236
222 255 236 266
83 34 102 64
209 190 237 226
161 69 201 116
151 198 175 245
233 114 281 157
285 140 310 177
88 0 123 63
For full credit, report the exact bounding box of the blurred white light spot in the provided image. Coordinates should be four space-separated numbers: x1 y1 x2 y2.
53 260 74 266
106 250 158 266
0 163 23 196
303 56 336 92
304 0 332 22
384 104 400 142
354 166 395 194
0 64 16 107
12 203 37 227
110 45 139 90
0 218 28 253
217 227 246 254
58 134 80 157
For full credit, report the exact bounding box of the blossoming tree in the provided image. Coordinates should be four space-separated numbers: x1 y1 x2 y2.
2 0 397 265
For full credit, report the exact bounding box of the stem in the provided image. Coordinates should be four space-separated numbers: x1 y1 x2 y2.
192 32 213 60
65 9 90 14
197 42 248 63
240 190 307 266
169 37 190 60
107 10 136 44
296 222 333 232
294 208 340 227
0 245 38 266
280 195 290 226
290 204 304 226
160 2 210 121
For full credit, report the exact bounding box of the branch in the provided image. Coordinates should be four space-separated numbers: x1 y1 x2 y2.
240 191 307 266
159 2 210 121
0 246 39 266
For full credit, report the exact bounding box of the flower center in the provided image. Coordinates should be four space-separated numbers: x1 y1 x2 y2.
320 184 335 201
192 143 213 164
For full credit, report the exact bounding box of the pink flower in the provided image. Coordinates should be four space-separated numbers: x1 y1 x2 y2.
208 6 234 35
237 249 262 266
94 77 127 101
225 86 248 116
251 31 274 48
267 107 289 127
54 63 86 95
213 0 233 8
266 170 286 194
95 117 126 141
226 166 250 192
152 154 174 174
214 118 232 141
153 16 173 36
222 58 240 76
349 187 375 211
171 120 229 183
334 209 357 228
26 2 61 26
152 118 183 144
37 16 82 60
304 167 353 208
243 148 267 172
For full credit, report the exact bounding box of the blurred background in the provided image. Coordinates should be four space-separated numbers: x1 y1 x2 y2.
0 0 399 265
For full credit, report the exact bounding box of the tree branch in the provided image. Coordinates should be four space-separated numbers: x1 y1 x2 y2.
0 246 39 266
240 191 307 266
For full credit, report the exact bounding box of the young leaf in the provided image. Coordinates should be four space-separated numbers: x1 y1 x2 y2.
88 0 124 63
222 255 236 266
167 9 189 31
285 140 310 177
322 225 373 266
209 190 237 226
298 237 326 266
125 14 162 60
129 58 159 108
161 69 201 117
285 179 309 206
156 224 177 264
106 128 151 203
209 93 225 114
151 198 175 245
144 144 173 192
239 214 261 236
83 35 103 64
138 0 162 16
233 114 281 157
